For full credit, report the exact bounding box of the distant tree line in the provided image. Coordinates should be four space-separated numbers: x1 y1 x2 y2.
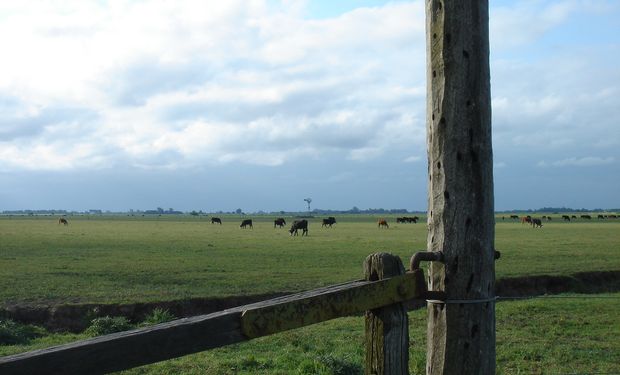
2 209 71 215
142 207 183 215
307 207 418 215
2 207 618 216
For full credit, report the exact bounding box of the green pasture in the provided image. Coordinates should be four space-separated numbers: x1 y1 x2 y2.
1 293 618 374
0 214 619 306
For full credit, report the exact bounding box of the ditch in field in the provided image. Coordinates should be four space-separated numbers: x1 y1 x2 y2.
1 270 619 332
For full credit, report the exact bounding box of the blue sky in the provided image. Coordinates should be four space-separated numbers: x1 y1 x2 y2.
0 0 618 212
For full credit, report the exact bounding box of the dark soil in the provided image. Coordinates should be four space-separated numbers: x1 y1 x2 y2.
495 270 620 297
0 293 287 332
2 271 619 332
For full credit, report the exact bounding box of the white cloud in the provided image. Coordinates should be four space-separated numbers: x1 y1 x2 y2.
491 2 620 157
347 147 383 161
490 0 577 50
1 1 619 211
537 156 615 168
403 156 421 163
0 0 426 171
0 0 618 182
0 141 110 171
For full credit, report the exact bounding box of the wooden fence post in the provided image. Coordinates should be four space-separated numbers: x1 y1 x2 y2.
425 0 496 374
364 252 409 375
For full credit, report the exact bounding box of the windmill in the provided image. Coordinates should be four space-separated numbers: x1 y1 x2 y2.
303 198 312 213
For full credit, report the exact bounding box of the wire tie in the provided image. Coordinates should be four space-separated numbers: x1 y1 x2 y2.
426 296 497 304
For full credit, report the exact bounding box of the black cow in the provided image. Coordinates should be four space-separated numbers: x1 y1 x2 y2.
510 215 519 220
562 215 570 221
211 217 222 225
396 217 406 224
598 215 605 220
581 215 592 220
274 218 286 228
240 219 253 229
571 215 577 219
322 217 336 228
531 218 543 228
289 219 308 236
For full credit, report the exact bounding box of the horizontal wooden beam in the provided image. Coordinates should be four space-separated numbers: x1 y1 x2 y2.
0 310 246 375
0 270 424 375
242 270 424 338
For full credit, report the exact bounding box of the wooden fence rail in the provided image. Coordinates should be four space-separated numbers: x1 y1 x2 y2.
0 253 425 375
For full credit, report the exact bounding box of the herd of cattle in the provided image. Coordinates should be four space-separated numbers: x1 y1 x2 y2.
55 213 617 233
225 213 618 233
206 216 418 235
210 216 336 236
504 214 618 229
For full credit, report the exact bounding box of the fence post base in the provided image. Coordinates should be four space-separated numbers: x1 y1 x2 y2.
364 252 409 375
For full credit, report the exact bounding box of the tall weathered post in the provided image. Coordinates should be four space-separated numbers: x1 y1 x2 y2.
425 1 495 374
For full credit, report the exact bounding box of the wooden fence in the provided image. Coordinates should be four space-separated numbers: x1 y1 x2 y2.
0 252 429 375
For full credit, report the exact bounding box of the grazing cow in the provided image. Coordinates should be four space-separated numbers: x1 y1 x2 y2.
407 216 419 223
396 217 406 224
562 215 571 221
598 215 605 220
274 218 286 228
58 217 68 226
289 219 308 236
521 216 532 224
211 217 222 225
546 216 552 221
378 219 389 229
609 215 618 219
240 219 253 229
510 215 519 220
581 215 592 220
321 217 337 228
571 215 577 219
531 218 543 228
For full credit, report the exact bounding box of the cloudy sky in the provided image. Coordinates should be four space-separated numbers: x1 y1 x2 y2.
0 0 618 212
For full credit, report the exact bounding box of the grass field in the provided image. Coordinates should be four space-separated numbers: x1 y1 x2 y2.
1 214 619 306
1 214 619 374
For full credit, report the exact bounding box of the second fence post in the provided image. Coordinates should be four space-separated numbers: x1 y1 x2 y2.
364 252 409 375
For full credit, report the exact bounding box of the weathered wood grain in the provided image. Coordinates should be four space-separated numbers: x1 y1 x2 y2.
242 270 423 338
364 253 409 375
0 309 245 375
425 0 496 374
